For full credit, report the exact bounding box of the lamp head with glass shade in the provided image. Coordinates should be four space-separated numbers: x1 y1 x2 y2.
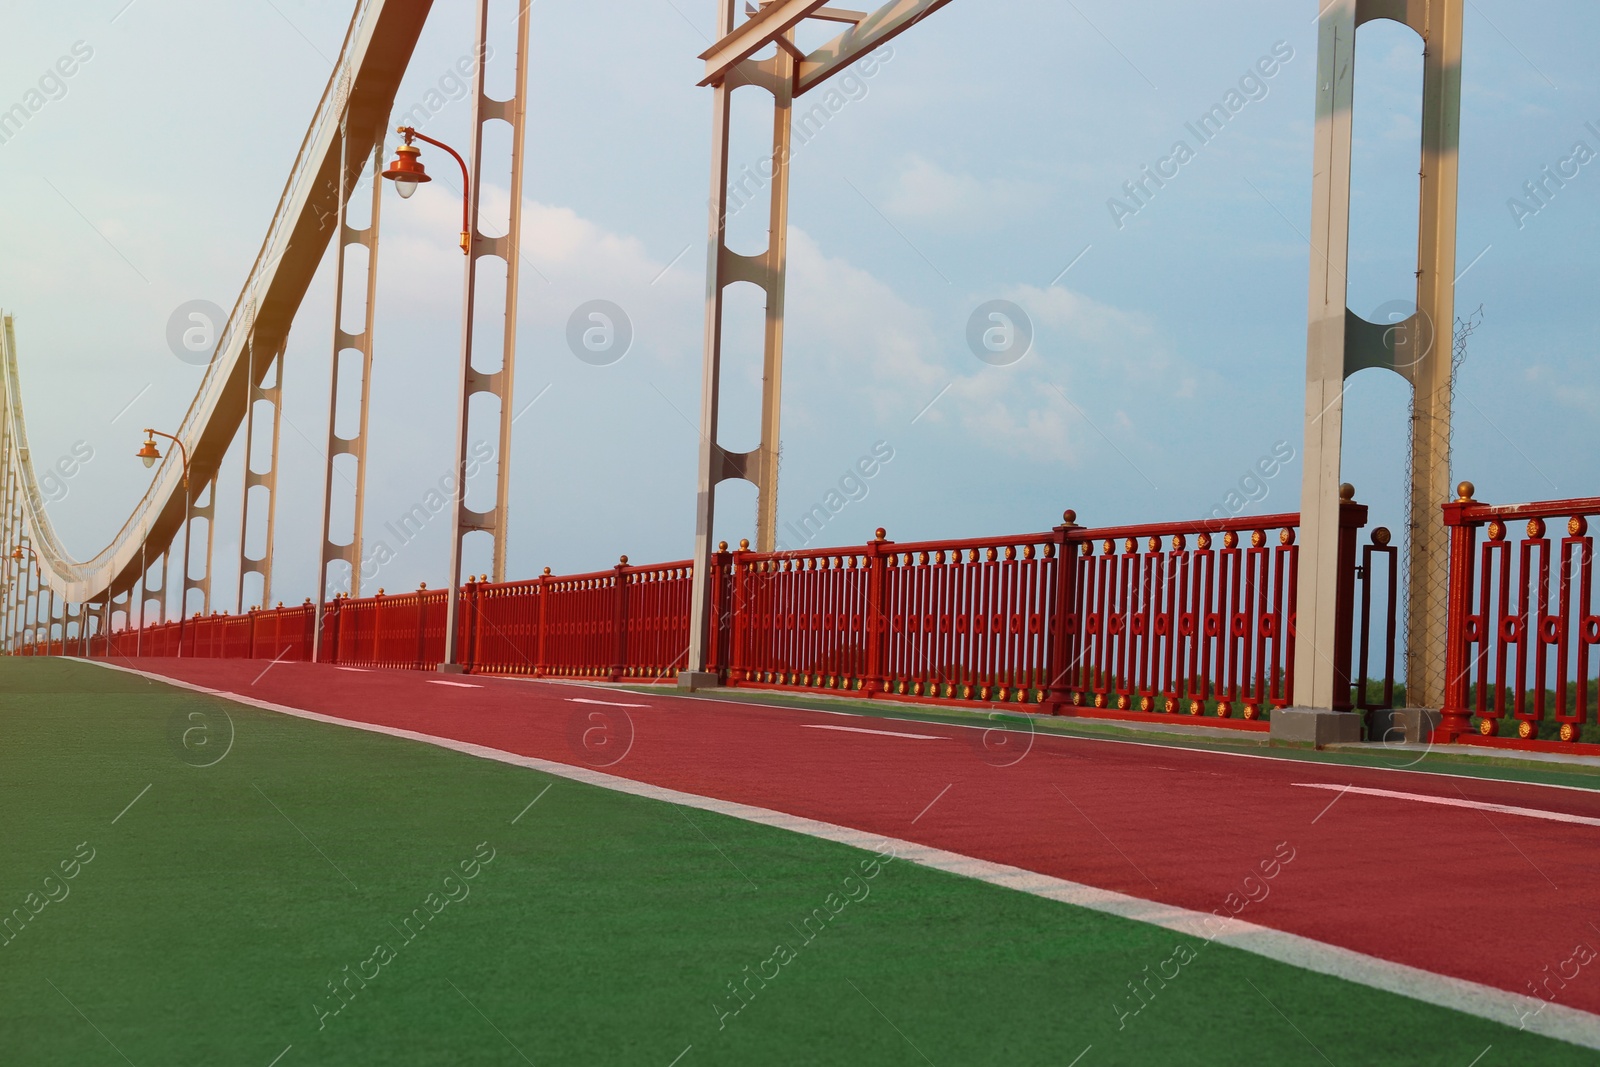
382 142 430 200
136 434 161 469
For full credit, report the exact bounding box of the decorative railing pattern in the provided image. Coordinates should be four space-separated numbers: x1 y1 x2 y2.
1442 485 1600 748
23 501 1400 736
1059 517 1301 720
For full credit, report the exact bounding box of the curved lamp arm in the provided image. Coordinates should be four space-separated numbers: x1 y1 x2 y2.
397 126 472 254
143 428 190 490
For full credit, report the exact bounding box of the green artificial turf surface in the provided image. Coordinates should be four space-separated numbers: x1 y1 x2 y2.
0 658 1590 1065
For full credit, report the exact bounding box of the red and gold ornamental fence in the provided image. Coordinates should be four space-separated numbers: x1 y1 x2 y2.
1441 484 1600 752
24 493 1407 737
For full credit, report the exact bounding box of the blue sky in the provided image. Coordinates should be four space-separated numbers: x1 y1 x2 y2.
2 0 1597 611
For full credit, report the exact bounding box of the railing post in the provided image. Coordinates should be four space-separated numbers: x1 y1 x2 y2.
373 588 385 668
864 529 892 697
1439 481 1481 741
707 541 733 678
536 568 551 677
417 586 431 672
327 596 341 664
729 541 752 686
1332 483 1369 712
466 578 482 674
1044 510 1084 713
612 556 631 682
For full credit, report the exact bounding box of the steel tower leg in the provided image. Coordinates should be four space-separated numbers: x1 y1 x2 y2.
684 1 797 682
143 547 168 628
22 540 36 649
239 338 286 613
313 131 385 662
181 476 216 620
1402 0 1464 710
109 587 128 653
439 0 532 670
1 460 14 651
1296 0 1462 710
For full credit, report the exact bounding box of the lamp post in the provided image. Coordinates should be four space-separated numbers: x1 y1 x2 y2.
381 125 475 671
138 428 191 658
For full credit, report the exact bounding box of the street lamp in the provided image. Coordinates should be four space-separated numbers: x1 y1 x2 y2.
383 126 470 254
137 428 191 657
380 125 481 672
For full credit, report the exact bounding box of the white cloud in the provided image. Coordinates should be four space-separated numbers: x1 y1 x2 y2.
882 155 1043 228
375 190 1190 470
784 233 1192 464
785 226 950 410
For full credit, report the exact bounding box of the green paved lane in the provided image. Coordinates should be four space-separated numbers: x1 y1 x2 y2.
0 659 1588 1065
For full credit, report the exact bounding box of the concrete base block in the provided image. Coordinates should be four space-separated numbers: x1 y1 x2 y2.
1387 708 1442 745
436 662 467 675
677 671 721 692
1270 708 1362 749
1363 708 1395 743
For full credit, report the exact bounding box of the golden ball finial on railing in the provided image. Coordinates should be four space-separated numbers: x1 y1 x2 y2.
1372 527 1392 547
1457 481 1475 502
739 538 750 551
619 555 629 565
1339 483 1355 502
718 541 729 552
1063 509 1077 526
874 528 887 541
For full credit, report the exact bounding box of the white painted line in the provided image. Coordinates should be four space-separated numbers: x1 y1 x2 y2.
428 680 482 689
567 697 650 708
335 667 368 673
70 660 1600 1051
1293 783 1600 829
802 724 947 740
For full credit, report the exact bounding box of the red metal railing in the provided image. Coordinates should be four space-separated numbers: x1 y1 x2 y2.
1442 486 1600 750
24 503 1400 735
1059 517 1301 722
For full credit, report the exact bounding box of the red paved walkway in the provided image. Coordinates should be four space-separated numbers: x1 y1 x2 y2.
112 657 1600 1014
